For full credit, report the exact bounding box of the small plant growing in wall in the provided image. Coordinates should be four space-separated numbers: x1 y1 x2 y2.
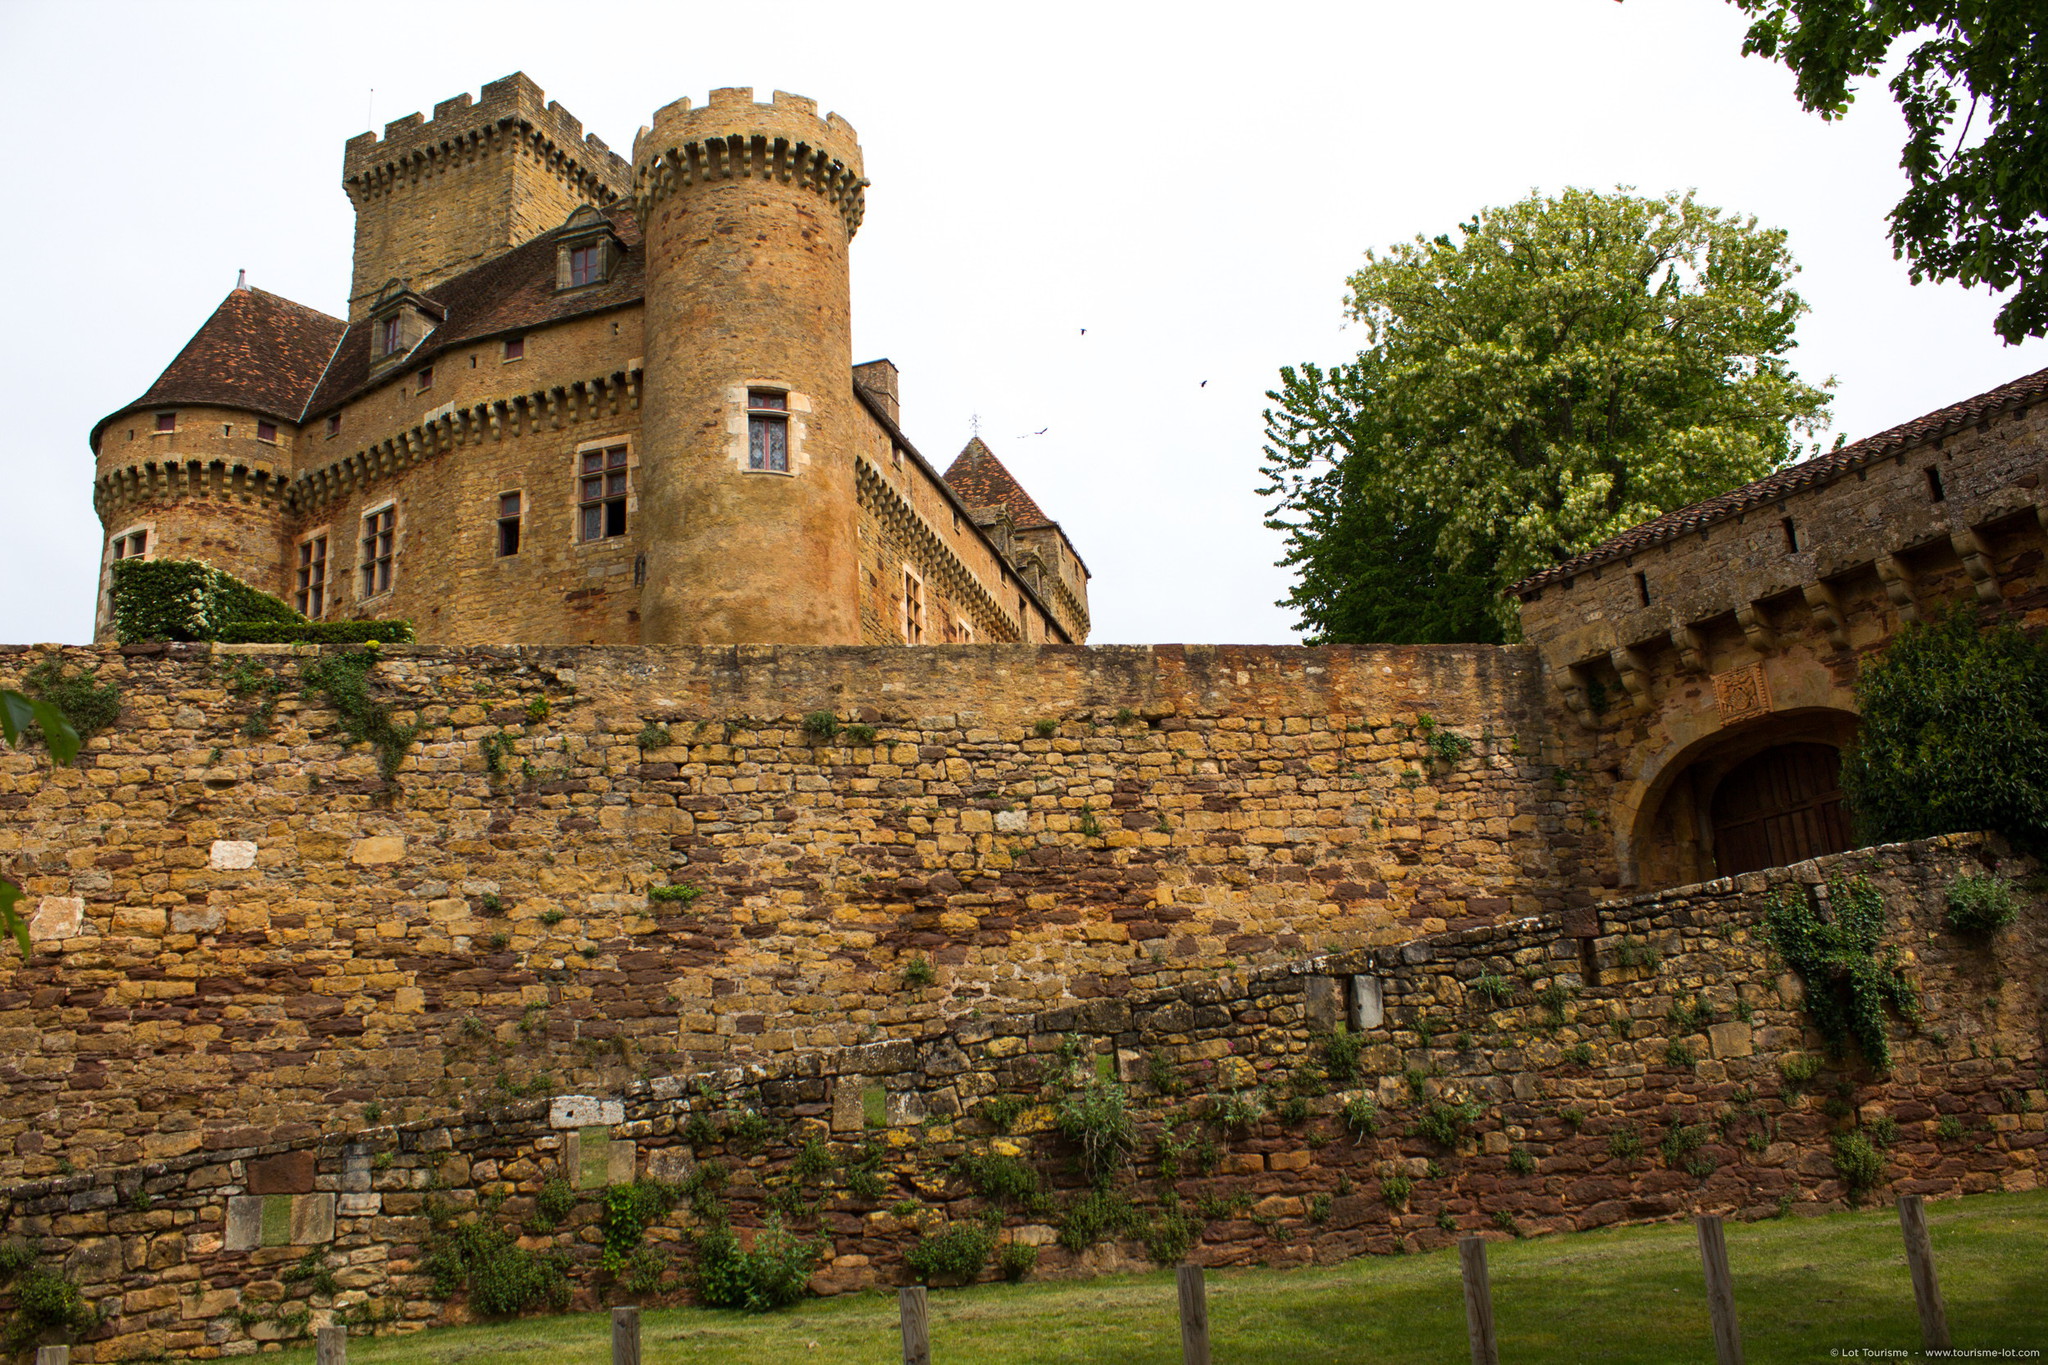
1470 973 1514 1007
1607 1125 1644 1161
801 710 841 740
648 883 704 907
1945 873 2019 935
1077 803 1104 837
905 1219 998 1285
1830 1129 1887 1197
901 954 937 988
1412 1097 1485 1149
1033 718 1058 738
1055 1080 1138 1186
1381 1173 1413 1209
635 722 671 750
1612 936 1662 973
1341 1094 1380 1139
1765 875 1919 1070
1321 1024 1364 1084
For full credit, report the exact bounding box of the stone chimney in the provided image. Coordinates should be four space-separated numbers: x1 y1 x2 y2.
853 358 900 426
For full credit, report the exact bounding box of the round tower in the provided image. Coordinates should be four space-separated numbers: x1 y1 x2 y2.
631 88 869 644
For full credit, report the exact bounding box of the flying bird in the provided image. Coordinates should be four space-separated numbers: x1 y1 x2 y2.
1018 428 1049 438
1079 328 1086 336
1199 380 1208 388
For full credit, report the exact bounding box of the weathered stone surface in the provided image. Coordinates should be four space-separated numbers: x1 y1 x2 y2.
247 1151 316 1194
29 896 82 940
208 840 257 871
549 1096 625 1130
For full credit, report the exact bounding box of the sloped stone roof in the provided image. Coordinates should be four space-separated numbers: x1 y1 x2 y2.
1511 363 2048 595
92 288 346 445
942 437 1054 529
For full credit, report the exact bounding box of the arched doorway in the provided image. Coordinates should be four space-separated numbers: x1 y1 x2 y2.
1622 708 1862 890
1707 742 1854 877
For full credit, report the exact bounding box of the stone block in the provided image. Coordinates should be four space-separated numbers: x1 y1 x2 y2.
549 1095 625 1129
290 1193 335 1244
1351 975 1384 1030
247 1151 315 1195
1708 1022 1753 1059
207 841 257 871
994 809 1029 834
351 836 405 865
260 1194 294 1246
30 897 83 940
223 1196 262 1252
646 1146 697 1184
1304 976 1343 1031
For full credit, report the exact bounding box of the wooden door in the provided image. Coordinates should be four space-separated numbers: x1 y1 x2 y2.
1710 743 1855 877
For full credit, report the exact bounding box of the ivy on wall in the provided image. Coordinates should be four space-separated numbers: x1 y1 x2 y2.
109 559 413 646
1765 874 1919 1071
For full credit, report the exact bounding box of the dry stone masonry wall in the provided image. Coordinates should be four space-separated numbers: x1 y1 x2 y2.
0 641 1600 1181
1 834 2036 1361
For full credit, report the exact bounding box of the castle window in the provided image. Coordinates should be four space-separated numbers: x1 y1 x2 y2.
569 244 604 287
416 366 433 392
579 447 628 541
1781 517 1800 553
296 535 328 618
154 412 175 433
326 415 341 438
1926 466 1946 501
1633 571 1650 607
110 529 148 562
747 389 788 472
257 421 278 443
497 492 522 557
902 566 925 644
360 504 395 597
503 337 525 362
379 315 402 357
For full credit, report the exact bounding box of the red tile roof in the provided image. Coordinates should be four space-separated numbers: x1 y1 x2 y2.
1510 363 2048 595
942 437 1054 529
92 288 346 446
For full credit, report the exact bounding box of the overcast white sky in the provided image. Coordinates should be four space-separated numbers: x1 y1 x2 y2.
1 0 2038 646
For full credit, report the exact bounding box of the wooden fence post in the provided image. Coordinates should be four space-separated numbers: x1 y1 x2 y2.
899 1285 931 1365
1177 1264 1211 1365
1695 1215 1743 1365
1459 1236 1500 1365
34 1347 69 1365
610 1306 640 1365
316 1325 347 1365
1898 1195 1952 1351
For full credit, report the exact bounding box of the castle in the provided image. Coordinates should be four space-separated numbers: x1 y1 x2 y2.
88 74 1089 649
17 71 2048 1351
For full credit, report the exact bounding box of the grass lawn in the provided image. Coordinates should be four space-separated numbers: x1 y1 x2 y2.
278 1189 2046 1364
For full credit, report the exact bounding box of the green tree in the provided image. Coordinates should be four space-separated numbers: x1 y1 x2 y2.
1729 1 2048 343
1262 187 1833 641
1842 606 2048 855
0 687 79 955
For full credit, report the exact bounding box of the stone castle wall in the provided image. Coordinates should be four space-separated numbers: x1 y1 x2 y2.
2 834 2036 1361
0 641 1604 1184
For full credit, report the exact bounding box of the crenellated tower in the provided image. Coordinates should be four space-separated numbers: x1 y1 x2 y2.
631 88 869 645
342 73 633 321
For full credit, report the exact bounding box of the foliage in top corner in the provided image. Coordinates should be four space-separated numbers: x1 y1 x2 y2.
109 558 302 643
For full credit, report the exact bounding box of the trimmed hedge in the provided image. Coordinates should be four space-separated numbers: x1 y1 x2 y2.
110 559 301 643
217 620 416 645
109 560 415 646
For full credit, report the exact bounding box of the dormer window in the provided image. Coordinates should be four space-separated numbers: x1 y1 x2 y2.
366 279 442 375
554 204 622 292
379 315 402 356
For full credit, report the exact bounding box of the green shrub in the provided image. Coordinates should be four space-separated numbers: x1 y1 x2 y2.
1491 1209 1522 1237
1412 1098 1485 1148
1766 875 1920 1069
648 883 703 906
1946 873 2020 935
1613 937 1662 973
1831 1131 1886 1194
980 1095 1026 1131
600 1179 677 1273
800 711 840 740
997 1241 1037 1282
1470 973 1514 1006
1842 606 2048 855
1506 1146 1535 1175
281 1249 339 1298
217 620 415 644
1141 1199 1201 1265
1607 1126 1644 1161
422 1221 569 1317
1055 1081 1137 1186
1321 1024 1364 1084
1382 1173 1413 1209
1665 1040 1698 1068
901 954 936 988
1658 1123 1707 1167
1935 1115 1965 1141
1779 1053 1824 1089
956 1150 1039 1207
1564 1042 1594 1067
1206 1089 1266 1132
1 1255 96 1348
1276 1094 1311 1124
531 1177 576 1231
1341 1093 1380 1139
1055 1188 1136 1252
693 1215 824 1311
1033 719 1057 738
905 1221 996 1284
843 723 878 744
842 1141 888 1201
109 557 299 643
635 723 672 750
20 660 121 745
1145 1048 1188 1097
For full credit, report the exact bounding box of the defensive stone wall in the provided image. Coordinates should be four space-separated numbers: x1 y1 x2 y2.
1 835 2036 1360
0 641 1602 1182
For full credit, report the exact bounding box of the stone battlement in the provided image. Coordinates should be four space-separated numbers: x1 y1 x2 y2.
633 86 861 169
342 71 632 199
